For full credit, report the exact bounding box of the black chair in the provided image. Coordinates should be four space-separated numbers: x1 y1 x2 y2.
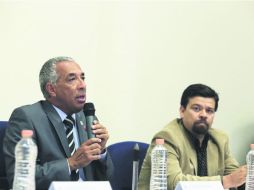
0 121 9 190
108 141 149 190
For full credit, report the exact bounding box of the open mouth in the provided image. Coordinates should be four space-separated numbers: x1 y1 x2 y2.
76 95 86 103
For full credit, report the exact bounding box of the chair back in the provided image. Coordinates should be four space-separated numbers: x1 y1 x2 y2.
108 141 149 190
0 121 9 190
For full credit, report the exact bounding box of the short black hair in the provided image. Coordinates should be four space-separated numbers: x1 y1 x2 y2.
180 83 219 111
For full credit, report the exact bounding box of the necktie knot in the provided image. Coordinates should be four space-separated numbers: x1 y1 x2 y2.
63 115 75 129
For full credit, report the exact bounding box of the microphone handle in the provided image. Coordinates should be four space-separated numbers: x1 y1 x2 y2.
86 115 96 139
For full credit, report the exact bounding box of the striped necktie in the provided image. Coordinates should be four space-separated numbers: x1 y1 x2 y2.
63 115 79 181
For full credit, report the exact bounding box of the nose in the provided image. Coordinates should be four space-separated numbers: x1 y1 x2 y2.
199 109 207 118
78 78 86 89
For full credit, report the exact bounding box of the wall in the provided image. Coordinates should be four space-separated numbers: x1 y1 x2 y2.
0 0 254 164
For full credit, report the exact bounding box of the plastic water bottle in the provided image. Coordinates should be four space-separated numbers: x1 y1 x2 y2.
246 144 254 190
150 138 167 190
13 130 38 190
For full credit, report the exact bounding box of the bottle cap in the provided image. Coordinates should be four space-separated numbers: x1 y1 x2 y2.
155 138 164 145
250 144 254 150
21 130 33 138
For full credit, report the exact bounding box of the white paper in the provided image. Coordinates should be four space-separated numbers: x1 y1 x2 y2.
175 181 224 190
48 181 112 190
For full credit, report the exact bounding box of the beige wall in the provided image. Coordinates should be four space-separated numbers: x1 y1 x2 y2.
1 0 254 164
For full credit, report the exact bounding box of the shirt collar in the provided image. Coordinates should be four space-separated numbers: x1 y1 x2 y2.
52 105 76 122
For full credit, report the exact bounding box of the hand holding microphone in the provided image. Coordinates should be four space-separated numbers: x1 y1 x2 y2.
68 103 109 170
83 103 109 151
83 102 96 139
68 138 102 170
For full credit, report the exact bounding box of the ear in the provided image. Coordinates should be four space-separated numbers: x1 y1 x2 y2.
46 82 56 97
179 106 185 119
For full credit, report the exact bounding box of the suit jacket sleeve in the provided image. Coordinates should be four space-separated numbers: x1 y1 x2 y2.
89 151 114 181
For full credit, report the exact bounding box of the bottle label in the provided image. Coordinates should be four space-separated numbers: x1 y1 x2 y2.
16 161 30 176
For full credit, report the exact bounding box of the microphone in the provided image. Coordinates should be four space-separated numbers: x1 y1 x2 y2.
83 102 96 139
132 143 139 190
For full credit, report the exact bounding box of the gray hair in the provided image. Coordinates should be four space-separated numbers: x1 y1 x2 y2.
39 56 75 99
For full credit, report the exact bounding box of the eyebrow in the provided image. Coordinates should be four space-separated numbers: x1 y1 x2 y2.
67 72 85 77
66 73 75 78
191 104 215 109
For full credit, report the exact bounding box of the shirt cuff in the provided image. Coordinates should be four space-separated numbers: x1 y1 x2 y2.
66 159 71 174
100 149 107 161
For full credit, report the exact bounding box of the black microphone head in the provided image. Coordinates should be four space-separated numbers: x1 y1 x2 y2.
83 102 95 116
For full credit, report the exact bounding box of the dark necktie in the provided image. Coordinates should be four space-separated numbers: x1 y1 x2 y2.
63 115 79 181
197 147 207 176
195 137 209 176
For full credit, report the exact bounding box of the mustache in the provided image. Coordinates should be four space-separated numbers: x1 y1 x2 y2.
194 120 208 127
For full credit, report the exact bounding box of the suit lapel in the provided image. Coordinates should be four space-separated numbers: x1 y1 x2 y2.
183 133 197 174
188 148 198 175
179 122 198 175
207 136 219 175
41 101 70 157
76 112 88 144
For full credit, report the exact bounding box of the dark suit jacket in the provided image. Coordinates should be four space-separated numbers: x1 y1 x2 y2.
3 100 113 190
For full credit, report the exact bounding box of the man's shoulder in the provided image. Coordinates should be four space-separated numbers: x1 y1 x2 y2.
209 127 229 144
154 119 183 140
161 119 181 131
11 100 49 118
209 127 228 137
